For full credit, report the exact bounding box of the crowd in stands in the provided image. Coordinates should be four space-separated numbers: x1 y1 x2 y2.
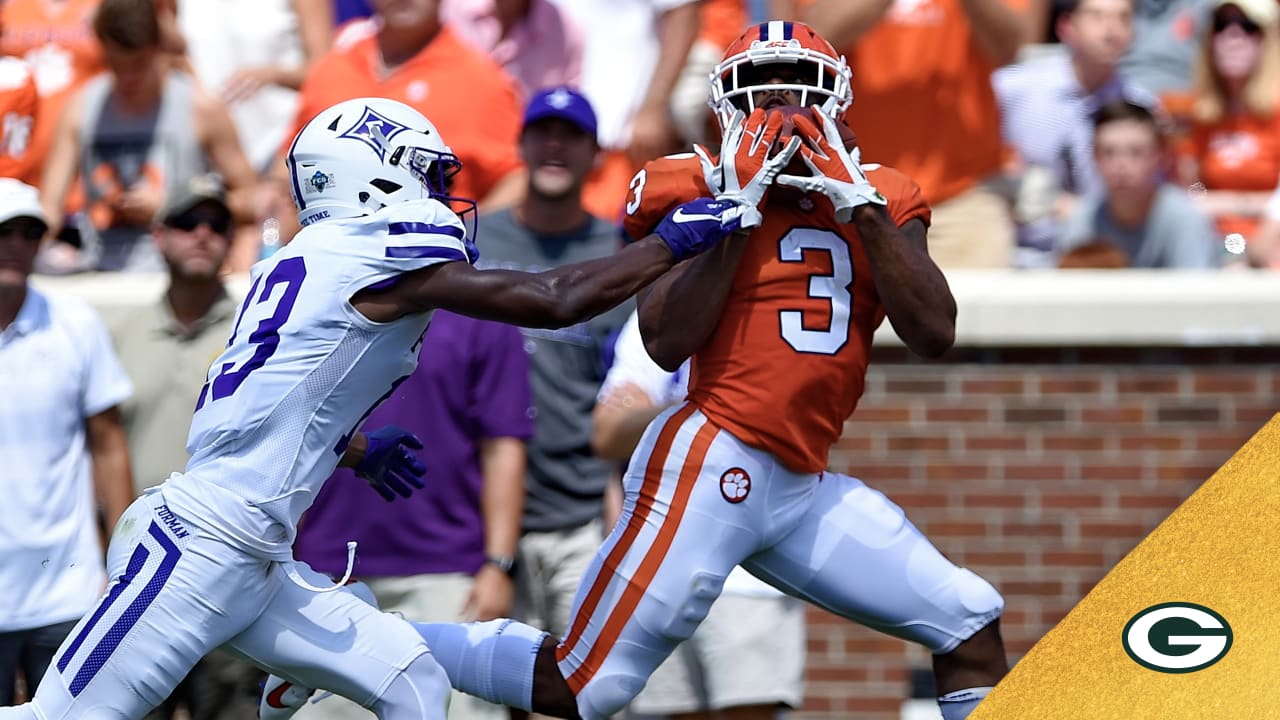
3 0 1277 718
0 0 1274 274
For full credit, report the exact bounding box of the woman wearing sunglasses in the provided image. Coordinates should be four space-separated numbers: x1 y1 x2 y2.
1174 0 1280 266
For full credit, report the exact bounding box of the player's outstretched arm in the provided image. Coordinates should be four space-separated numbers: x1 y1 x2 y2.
355 198 746 328
856 208 957 358
394 235 675 328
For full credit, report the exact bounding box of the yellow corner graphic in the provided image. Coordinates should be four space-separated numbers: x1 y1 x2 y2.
971 414 1280 720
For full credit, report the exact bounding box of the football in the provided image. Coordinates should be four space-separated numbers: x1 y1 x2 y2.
767 105 858 177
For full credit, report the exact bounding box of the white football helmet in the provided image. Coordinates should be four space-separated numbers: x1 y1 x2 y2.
284 97 474 231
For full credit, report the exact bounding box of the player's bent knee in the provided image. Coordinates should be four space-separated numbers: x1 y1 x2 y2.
371 651 452 720
575 673 648 720
938 568 1004 653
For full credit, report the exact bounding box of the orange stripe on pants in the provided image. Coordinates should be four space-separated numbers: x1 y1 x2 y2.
565 419 719 692
556 404 697 663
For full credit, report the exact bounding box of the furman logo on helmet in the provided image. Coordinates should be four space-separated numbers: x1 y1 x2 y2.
338 106 410 161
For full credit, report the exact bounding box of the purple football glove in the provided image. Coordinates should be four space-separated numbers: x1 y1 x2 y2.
355 425 427 502
654 197 746 262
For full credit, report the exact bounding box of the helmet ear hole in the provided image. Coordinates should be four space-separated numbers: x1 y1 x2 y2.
370 178 402 194
358 191 371 204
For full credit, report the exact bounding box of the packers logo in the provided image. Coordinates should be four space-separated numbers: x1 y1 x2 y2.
1122 602 1232 673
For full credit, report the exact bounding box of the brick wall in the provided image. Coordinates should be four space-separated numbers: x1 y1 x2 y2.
795 348 1279 719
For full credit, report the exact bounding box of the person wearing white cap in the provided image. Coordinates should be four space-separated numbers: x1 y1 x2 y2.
0 177 135 706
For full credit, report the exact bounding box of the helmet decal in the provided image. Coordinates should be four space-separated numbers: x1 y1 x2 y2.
338 106 410 161
307 170 335 194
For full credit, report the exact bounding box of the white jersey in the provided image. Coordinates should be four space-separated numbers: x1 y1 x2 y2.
162 198 472 560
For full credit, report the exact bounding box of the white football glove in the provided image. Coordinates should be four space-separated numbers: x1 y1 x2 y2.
693 108 802 229
775 105 886 223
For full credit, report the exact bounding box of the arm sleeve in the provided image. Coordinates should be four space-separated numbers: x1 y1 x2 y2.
75 302 134 417
467 316 535 440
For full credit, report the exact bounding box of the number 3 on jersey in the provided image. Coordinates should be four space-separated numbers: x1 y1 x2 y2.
195 257 307 410
778 229 852 355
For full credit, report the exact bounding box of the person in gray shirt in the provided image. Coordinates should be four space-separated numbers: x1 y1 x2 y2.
1058 100 1220 267
1119 0 1216 96
474 87 632 651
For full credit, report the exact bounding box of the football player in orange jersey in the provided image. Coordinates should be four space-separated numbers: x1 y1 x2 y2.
411 20 1008 720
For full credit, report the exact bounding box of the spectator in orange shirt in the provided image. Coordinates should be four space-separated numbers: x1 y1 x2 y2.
286 0 525 212
806 0 1035 268
0 0 103 188
1175 0 1280 250
0 57 38 182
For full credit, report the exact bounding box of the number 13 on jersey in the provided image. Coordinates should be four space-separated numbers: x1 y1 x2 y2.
195 257 308 411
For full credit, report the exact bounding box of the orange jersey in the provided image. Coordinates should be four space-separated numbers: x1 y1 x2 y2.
289 26 522 204
624 155 930 473
0 57 39 181
1183 111 1280 240
842 0 1028 205
0 0 104 186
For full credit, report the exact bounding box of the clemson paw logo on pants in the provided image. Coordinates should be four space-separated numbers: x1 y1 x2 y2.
719 468 751 503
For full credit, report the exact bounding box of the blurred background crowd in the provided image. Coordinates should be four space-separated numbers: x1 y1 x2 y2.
1 0 1277 719
3 0 1280 274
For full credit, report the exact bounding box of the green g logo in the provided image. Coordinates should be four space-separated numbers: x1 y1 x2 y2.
1122 602 1232 673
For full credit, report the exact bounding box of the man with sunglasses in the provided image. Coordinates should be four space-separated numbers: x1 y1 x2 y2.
0 178 134 709
113 175 239 498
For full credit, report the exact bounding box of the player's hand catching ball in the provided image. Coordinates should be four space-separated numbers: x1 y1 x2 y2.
355 425 427 502
694 107 801 229
776 105 886 223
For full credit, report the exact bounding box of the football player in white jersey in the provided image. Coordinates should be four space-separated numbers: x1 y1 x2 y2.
0 96 776 720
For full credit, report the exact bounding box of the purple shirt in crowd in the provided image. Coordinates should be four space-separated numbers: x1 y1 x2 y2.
294 311 533 578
